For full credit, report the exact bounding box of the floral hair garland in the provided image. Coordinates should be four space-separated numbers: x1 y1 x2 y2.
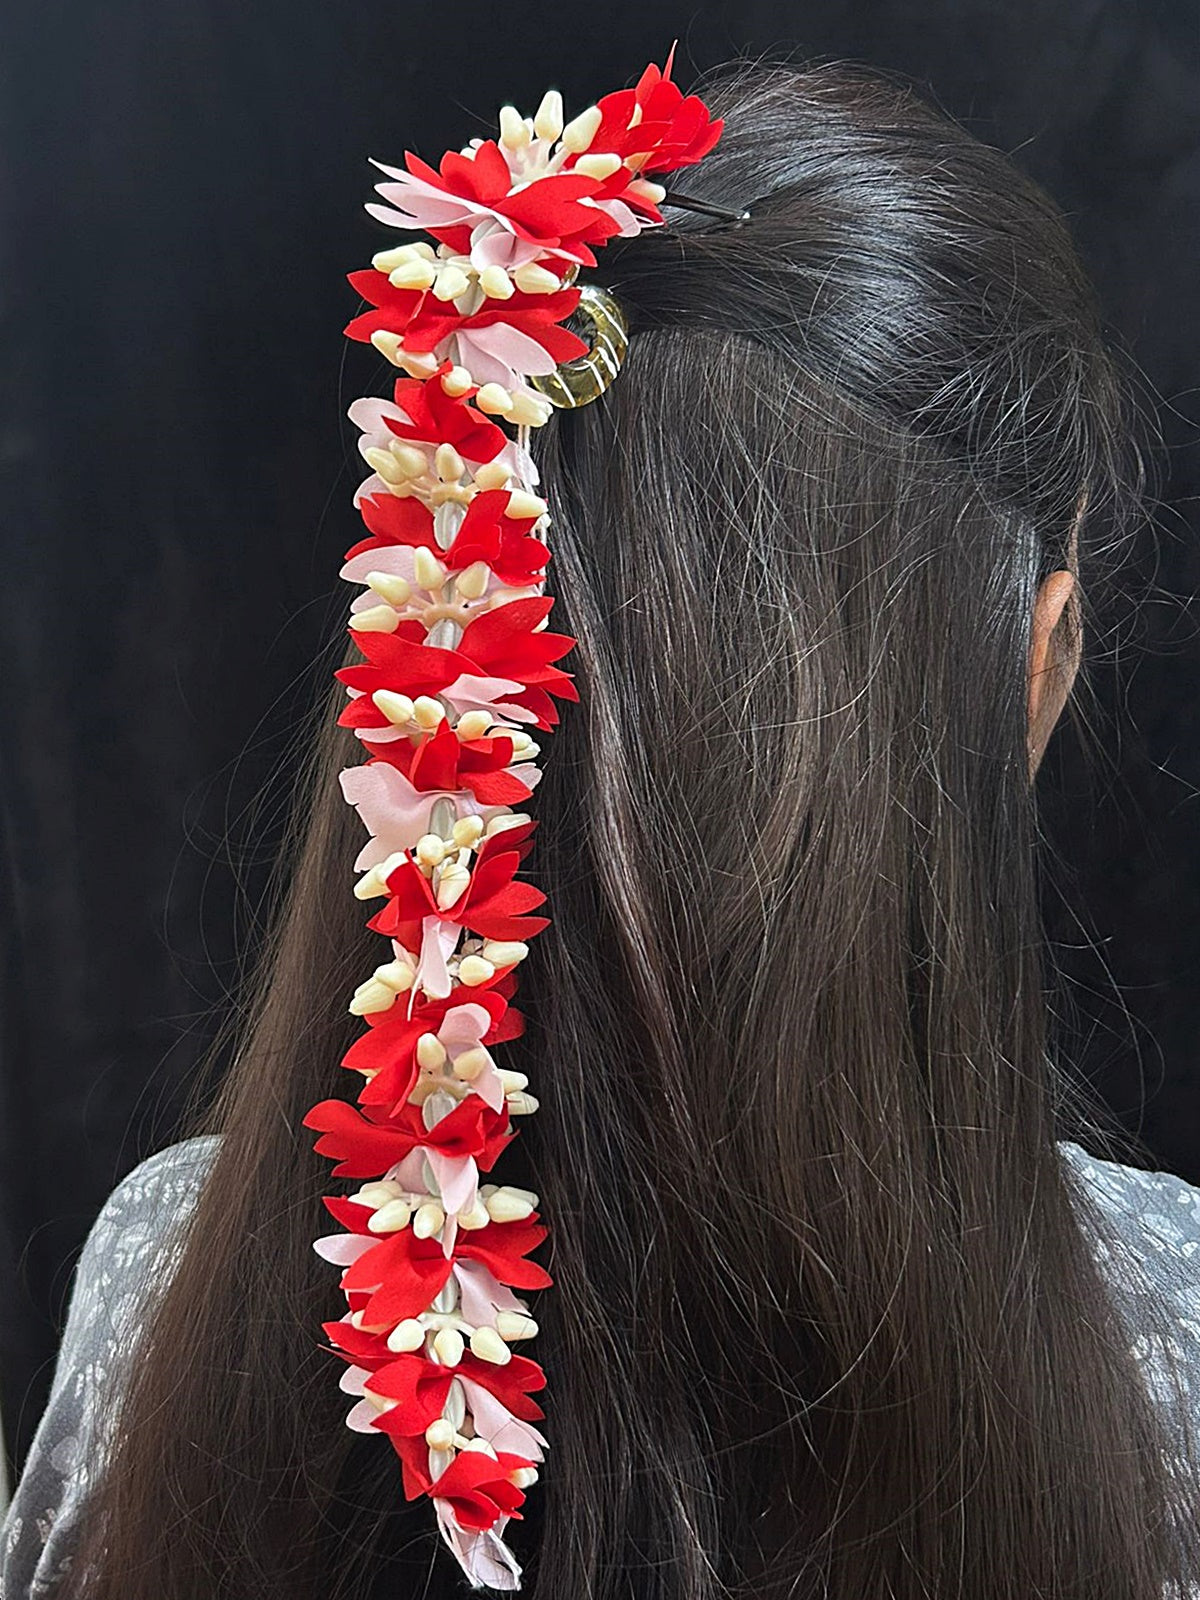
301 52 722 1591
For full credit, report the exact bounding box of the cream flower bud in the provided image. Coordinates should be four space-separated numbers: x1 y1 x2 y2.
372 243 427 272
436 860 471 909
457 954 496 986
413 1201 446 1239
348 604 400 634
433 1327 464 1366
432 264 471 302
441 364 473 396
457 1197 491 1230
469 1326 512 1365
369 329 405 366
533 89 564 141
388 259 437 290
473 459 510 490
454 562 490 601
481 940 528 969
560 104 602 153
434 443 465 483
479 264 515 300
451 812 486 846
349 977 399 1016
371 689 414 726
455 709 493 742
451 1046 490 1081
475 383 515 416
415 833 446 867
495 1310 539 1341
373 958 414 992
416 1032 447 1070
365 570 412 606
368 1198 413 1233
412 694 445 729
354 1180 404 1208
574 151 621 181
498 105 530 149
413 547 445 590
354 850 406 899
387 1319 426 1353
505 489 547 520
484 1187 535 1223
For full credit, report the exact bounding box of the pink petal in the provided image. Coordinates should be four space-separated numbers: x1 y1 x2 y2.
467 229 546 274
392 1149 430 1191
469 1060 506 1114
313 1232 374 1267
467 321 561 377
434 1504 523 1592
352 471 392 507
348 395 411 437
459 1377 547 1461
338 762 437 867
345 1397 384 1434
416 915 460 999
341 546 418 588
438 1003 491 1051
442 674 539 724
453 1258 527 1327
428 1149 478 1215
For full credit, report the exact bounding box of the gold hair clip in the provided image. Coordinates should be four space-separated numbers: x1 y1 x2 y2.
528 283 630 409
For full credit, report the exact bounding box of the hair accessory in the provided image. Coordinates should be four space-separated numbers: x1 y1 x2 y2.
660 190 752 224
528 283 630 408
301 49 723 1591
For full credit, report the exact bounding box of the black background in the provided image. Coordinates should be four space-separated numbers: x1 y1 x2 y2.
2 0 1198 1478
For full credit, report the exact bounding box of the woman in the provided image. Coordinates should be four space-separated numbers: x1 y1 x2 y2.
3 53 1199 1600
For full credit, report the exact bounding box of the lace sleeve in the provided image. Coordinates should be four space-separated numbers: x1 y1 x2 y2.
1059 1138 1200 1447
0 1136 220 1599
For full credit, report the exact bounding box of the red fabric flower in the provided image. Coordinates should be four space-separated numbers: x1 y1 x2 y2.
304 1095 514 1179
593 51 724 184
344 493 436 564
341 980 521 1109
378 142 634 266
366 826 549 951
364 718 535 809
337 595 578 733
322 1322 547 1428
338 1212 551 1326
418 1447 533 1529
345 271 587 366
383 367 509 463
443 490 550 587
348 487 549 586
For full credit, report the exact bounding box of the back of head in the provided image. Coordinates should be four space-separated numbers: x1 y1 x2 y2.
73 57 1199 1600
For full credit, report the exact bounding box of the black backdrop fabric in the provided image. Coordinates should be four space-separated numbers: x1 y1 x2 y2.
2 0 1198 1478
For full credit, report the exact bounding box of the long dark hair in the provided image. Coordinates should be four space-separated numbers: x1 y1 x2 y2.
68 58 1200 1600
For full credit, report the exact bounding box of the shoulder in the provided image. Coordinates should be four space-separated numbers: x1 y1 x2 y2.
84 1131 222 1245
1057 1137 1200 1450
65 1134 222 1348
1058 1137 1200 1279
0 1136 221 1599
83 1134 222 1266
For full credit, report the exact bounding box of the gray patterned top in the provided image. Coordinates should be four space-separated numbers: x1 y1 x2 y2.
2 1135 1199 1596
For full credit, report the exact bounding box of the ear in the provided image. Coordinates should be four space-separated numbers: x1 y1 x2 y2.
1028 569 1077 773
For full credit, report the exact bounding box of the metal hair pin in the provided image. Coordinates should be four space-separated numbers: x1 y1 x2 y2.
660 190 752 226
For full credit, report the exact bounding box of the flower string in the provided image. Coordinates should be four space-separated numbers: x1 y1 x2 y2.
302 51 723 1591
